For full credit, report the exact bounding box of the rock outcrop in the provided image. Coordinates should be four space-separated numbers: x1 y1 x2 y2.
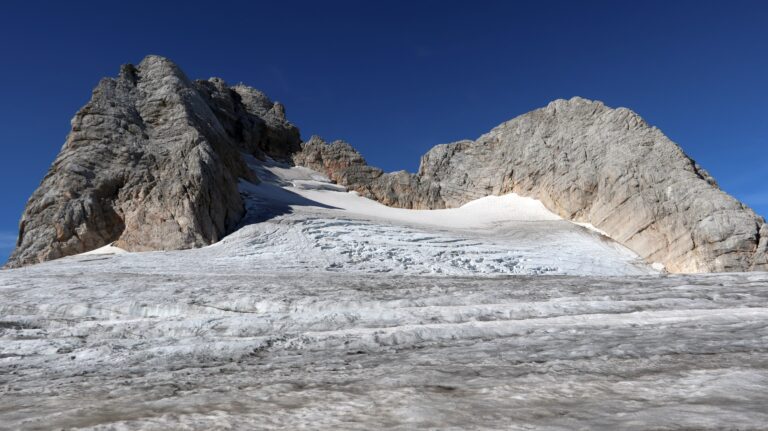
293 136 442 209
5 55 300 268
293 98 767 273
6 56 766 273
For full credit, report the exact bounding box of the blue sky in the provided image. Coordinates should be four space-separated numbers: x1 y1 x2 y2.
1 0 767 263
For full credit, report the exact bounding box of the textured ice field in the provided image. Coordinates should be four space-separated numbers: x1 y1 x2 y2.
1 266 767 430
3 161 766 429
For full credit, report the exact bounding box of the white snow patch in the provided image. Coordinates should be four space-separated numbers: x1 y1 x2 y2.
294 187 561 228
244 158 562 228
573 221 611 237
80 243 127 255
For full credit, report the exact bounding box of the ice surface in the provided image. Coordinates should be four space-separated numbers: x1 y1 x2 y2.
2 160 765 429
1 264 767 429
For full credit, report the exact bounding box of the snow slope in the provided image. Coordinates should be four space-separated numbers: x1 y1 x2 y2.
210 158 654 276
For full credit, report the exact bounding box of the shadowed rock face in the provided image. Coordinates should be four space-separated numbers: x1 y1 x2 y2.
5 55 300 268
293 99 767 273
5 56 766 273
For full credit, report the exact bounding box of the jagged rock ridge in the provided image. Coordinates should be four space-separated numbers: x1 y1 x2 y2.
6 56 300 268
293 136 443 209
6 56 767 273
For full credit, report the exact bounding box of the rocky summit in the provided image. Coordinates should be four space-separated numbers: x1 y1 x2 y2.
6 56 300 268
5 55 767 273
297 100 767 273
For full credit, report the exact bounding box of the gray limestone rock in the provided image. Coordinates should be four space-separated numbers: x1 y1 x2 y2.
5 56 300 268
6 56 765 274
293 98 767 273
293 136 442 209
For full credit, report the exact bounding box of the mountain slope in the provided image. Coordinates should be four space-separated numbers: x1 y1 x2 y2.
294 100 768 273
213 158 655 276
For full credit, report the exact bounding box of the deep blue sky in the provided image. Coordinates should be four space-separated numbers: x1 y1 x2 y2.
1 0 767 262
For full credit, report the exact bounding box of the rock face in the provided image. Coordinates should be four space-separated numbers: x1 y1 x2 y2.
293 98 767 273
6 56 766 273
5 55 300 268
293 136 442 209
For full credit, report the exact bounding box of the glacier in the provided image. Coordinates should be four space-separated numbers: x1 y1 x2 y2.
219 158 655 277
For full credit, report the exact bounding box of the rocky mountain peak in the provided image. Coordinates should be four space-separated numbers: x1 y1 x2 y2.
137 54 190 80
5 57 766 273
5 55 299 268
293 98 767 273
